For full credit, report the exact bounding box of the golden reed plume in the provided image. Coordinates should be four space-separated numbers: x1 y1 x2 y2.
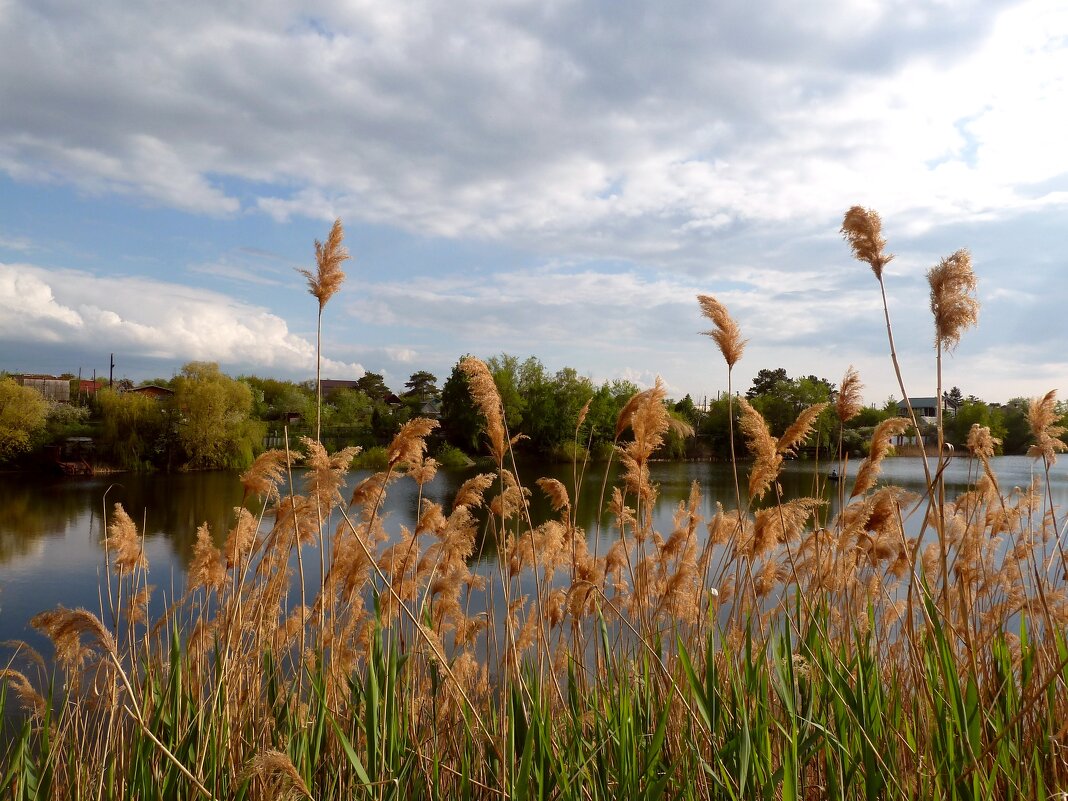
1028 390 1067 464
928 249 979 351
697 294 746 368
836 366 863 424
841 206 893 279
851 418 911 497
460 356 507 464
299 218 349 310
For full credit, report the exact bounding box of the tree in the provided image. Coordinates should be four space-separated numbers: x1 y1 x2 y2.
673 394 700 428
486 354 526 430
356 372 390 403
403 371 440 403
945 399 1005 450
746 368 789 399
440 359 483 452
96 388 166 469
943 386 964 411
172 362 261 469
0 377 49 462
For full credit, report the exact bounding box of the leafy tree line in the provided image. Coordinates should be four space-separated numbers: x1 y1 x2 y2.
2 365 1064 471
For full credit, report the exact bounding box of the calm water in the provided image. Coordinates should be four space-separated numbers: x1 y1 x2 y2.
1 456 1064 648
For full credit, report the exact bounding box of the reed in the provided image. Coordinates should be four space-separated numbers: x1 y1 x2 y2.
3 214 1067 800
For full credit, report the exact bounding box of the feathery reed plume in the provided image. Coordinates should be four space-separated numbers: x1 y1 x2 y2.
777 403 828 456
386 418 439 468
1027 390 1067 464
851 418 910 497
576 396 592 431
452 473 496 511
223 507 259 569
747 498 824 559
615 384 659 438
928 249 978 351
240 449 289 502
737 397 781 501
836 366 863 423
106 503 146 575
300 219 349 309
188 523 225 593
0 668 47 720
697 294 746 368
300 437 358 508
244 749 313 800
536 477 571 517
460 356 506 463
841 206 893 279
31 607 117 670
966 423 998 461
299 218 350 441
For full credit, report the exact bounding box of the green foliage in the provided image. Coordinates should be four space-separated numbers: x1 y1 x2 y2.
351 445 390 470
403 370 440 402
440 358 484 452
172 361 260 469
95 388 167 469
355 372 390 403
0 377 49 462
434 443 473 469
945 399 1006 450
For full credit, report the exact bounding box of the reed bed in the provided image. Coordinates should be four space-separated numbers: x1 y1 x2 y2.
3 212 1067 800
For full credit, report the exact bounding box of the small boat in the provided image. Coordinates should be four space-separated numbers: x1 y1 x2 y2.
827 470 841 482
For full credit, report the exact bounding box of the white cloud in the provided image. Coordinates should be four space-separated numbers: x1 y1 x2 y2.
1 0 1065 261
0 262 363 377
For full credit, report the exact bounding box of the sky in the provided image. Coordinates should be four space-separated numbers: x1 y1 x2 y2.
1 0 1066 406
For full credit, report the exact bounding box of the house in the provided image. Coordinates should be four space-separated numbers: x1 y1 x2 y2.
320 379 361 396
895 397 952 423
894 396 953 447
78 378 108 396
125 384 174 400
14 374 70 402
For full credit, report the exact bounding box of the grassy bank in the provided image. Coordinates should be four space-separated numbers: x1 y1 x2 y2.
2 210 1066 799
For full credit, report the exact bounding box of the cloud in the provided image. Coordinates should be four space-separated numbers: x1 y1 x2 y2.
0 261 363 377
1 0 1064 265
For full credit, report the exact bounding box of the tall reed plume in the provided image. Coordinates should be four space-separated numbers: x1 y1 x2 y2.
299 218 350 441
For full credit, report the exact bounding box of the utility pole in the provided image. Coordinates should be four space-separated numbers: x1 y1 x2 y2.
109 353 115 388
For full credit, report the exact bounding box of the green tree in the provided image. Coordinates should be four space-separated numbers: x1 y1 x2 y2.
172 362 261 469
945 399 1006 450
440 359 482 452
486 354 526 430
0 377 49 462
356 372 391 403
96 388 166 469
403 371 440 403
746 368 789 399
673 394 701 428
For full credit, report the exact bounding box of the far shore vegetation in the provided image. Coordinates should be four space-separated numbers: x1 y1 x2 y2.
1 360 1060 474
2 211 1068 799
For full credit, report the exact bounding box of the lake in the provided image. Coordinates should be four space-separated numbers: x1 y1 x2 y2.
1 455 1064 649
